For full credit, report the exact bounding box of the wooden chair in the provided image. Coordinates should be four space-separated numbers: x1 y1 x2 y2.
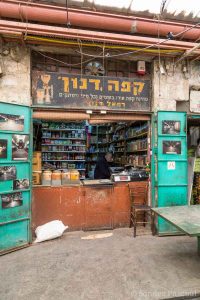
129 182 155 237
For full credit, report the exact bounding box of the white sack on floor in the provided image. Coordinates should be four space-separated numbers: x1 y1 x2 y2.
34 220 68 243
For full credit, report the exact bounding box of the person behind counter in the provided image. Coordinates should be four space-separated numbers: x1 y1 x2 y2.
94 152 113 179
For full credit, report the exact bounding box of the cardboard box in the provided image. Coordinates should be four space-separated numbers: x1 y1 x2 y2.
32 171 42 185
32 151 41 171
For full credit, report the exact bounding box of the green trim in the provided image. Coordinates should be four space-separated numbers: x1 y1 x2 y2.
151 113 156 208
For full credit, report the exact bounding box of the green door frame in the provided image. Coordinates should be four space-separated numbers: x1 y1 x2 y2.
151 111 188 235
0 102 32 254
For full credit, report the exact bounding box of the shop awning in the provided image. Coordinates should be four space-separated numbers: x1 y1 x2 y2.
32 109 151 122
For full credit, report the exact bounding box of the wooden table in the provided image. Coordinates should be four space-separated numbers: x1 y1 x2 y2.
151 205 200 255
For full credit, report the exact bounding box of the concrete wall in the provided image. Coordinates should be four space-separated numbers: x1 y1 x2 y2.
152 59 200 112
0 47 31 106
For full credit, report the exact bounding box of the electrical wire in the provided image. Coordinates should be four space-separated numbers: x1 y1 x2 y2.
33 49 105 67
75 21 200 59
31 16 200 67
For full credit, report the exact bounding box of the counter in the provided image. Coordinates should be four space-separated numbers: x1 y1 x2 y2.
32 181 147 233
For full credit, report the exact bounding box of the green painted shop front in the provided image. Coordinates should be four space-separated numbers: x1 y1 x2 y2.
151 111 188 235
0 102 32 254
0 105 190 253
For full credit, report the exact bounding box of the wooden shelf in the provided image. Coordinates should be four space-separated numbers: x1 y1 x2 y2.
126 131 148 140
43 159 86 162
42 143 85 146
110 138 125 144
42 151 85 153
42 168 86 170
126 149 148 153
42 138 86 141
42 128 85 131
42 144 86 147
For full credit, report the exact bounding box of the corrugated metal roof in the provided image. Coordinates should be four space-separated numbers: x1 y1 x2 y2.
43 0 200 21
88 0 200 18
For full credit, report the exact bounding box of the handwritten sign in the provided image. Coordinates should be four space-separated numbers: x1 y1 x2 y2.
32 71 150 111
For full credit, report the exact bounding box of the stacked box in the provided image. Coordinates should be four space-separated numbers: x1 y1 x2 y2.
32 171 42 185
32 152 42 185
33 151 41 171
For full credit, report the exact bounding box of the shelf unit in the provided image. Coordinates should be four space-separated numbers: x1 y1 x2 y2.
125 122 149 168
87 121 150 168
86 124 109 177
86 121 150 177
41 121 86 178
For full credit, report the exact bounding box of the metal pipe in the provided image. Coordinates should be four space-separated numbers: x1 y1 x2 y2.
1 20 200 54
0 0 200 40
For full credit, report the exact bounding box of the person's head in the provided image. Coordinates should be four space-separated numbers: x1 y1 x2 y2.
105 152 113 162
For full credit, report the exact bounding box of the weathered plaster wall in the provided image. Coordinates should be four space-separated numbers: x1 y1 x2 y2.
1 46 200 114
0 47 31 106
152 59 200 112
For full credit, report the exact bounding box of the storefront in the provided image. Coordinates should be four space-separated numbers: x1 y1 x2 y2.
32 114 151 231
0 48 154 254
2 49 199 254
0 0 200 256
30 51 152 232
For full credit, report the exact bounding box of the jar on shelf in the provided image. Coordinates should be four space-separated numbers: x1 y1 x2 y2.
52 170 62 186
42 170 52 186
61 170 71 185
70 169 80 181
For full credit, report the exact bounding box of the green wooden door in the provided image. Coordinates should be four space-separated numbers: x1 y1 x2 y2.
152 111 188 235
0 102 32 254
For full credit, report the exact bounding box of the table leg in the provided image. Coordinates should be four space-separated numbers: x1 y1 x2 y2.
198 237 200 256
151 211 156 236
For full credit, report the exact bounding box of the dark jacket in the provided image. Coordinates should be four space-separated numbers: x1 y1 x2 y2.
94 156 111 179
